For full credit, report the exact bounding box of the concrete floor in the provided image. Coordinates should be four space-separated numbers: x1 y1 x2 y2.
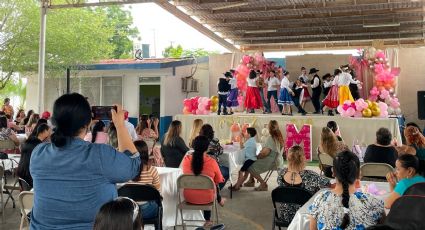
1 167 321 230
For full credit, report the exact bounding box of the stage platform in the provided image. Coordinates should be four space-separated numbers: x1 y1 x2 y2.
174 113 402 160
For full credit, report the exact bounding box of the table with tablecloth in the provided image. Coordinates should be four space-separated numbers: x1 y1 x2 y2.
154 167 203 229
287 181 390 230
220 143 262 183
0 154 20 171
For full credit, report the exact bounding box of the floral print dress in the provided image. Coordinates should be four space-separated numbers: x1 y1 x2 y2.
276 168 330 223
309 190 384 230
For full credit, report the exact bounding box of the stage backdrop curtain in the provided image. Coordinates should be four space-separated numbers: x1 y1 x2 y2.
175 115 402 160
385 48 399 94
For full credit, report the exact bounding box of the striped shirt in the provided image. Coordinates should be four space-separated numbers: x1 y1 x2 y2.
133 166 161 191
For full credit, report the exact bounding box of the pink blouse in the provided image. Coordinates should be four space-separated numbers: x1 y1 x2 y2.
84 132 109 144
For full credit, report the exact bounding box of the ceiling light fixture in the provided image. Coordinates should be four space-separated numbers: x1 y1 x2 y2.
212 2 249 10
363 23 401 28
245 29 277 34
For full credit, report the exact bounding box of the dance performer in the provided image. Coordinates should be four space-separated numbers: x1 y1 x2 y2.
245 70 264 114
322 73 332 98
227 71 239 114
337 67 362 105
322 69 341 116
217 72 231 115
298 67 311 109
256 70 268 113
264 70 282 113
309 68 322 114
278 71 294 115
292 80 307 115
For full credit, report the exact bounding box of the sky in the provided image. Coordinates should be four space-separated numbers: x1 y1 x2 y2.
128 3 358 58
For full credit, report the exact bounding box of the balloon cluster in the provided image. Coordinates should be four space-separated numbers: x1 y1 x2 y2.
368 87 401 115
364 48 400 93
235 52 267 93
337 99 387 118
182 96 219 115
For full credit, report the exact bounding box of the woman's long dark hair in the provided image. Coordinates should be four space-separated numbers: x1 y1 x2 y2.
51 93 91 147
17 137 42 187
23 110 34 125
199 124 214 141
93 197 142 230
133 140 150 181
333 151 360 229
91 120 106 143
0 115 7 129
249 69 257 79
29 119 48 138
191 136 210 176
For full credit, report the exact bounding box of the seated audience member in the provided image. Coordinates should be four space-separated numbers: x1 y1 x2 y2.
309 151 385 230
41 111 53 127
1 98 14 117
136 115 159 143
364 128 398 167
319 127 349 177
199 124 229 189
404 126 425 160
21 109 34 126
32 124 51 142
30 93 140 229
131 140 161 220
6 114 22 132
17 137 42 188
84 120 109 144
15 109 25 125
124 111 138 141
160 120 189 168
182 136 225 228
385 154 425 209
277 145 330 223
0 114 19 146
29 119 48 137
25 113 40 135
246 120 284 191
188 118 203 148
327 120 343 141
108 122 118 149
93 197 142 230
230 127 258 191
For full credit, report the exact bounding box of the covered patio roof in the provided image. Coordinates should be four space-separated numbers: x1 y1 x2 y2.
46 0 425 51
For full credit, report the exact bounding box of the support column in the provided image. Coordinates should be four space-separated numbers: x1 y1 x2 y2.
37 1 47 113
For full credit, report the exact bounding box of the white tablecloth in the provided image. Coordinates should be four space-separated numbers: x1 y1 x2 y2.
155 167 203 229
220 143 261 183
287 181 390 230
0 154 20 171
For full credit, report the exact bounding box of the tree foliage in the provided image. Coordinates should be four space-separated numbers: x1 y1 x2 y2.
162 44 218 58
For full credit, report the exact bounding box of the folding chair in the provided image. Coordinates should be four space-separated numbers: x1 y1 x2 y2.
1 159 20 208
18 178 32 192
317 152 334 178
271 186 312 229
404 182 425 196
118 184 163 230
360 163 394 181
175 174 218 229
18 191 33 230
384 195 425 230
0 166 4 222
262 147 284 183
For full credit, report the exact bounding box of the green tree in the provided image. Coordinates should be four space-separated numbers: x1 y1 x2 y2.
162 44 218 58
104 6 139 59
0 75 26 108
162 44 183 58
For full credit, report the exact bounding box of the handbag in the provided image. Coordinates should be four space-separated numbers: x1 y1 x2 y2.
352 140 366 162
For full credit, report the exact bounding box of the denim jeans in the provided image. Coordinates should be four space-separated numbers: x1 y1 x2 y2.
267 90 282 112
218 94 228 113
140 201 159 219
258 88 267 111
218 165 229 190
293 96 306 113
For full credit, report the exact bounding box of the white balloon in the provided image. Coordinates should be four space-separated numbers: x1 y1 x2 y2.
395 108 402 115
387 107 394 114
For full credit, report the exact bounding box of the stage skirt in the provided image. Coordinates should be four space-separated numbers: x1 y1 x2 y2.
302 86 311 101
278 88 294 105
338 85 354 105
227 88 239 107
322 85 339 108
245 87 263 109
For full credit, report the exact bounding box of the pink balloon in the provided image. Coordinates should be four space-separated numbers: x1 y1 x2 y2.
376 51 386 59
379 89 390 100
378 102 388 111
354 111 363 118
347 107 356 117
337 106 344 114
380 111 389 118
242 55 251 64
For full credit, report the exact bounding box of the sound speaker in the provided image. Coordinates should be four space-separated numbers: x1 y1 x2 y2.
419 91 425 120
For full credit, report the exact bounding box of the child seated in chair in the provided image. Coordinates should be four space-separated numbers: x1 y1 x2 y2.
229 127 258 191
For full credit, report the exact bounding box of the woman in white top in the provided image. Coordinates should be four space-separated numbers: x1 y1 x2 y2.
322 69 342 115
278 71 295 115
244 70 264 113
264 70 282 113
337 69 362 105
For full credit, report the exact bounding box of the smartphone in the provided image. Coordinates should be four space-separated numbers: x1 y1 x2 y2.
91 106 117 120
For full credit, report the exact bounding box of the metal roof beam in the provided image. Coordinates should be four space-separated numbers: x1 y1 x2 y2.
154 0 239 52
47 0 156 9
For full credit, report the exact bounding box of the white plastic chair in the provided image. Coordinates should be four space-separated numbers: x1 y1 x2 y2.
18 191 33 230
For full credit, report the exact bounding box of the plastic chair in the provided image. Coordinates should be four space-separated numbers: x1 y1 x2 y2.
18 191 33 230
175 174 218 229
384 195 425 230
318 152 334 175
271 186 312 229
360 163 394 181
404 182 425 196
18 178 32 192
118 184 163 230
